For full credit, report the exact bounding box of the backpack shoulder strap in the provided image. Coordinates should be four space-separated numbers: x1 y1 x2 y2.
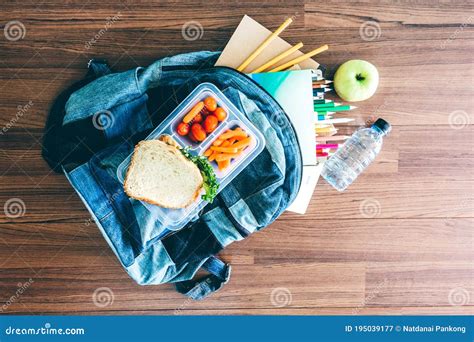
175 256 231 300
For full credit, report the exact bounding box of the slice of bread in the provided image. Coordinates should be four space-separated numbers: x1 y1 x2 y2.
124 140 203 208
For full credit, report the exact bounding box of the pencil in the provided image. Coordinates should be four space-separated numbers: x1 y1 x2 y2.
316 135 350 141
314 102 341 109
313 88 332 93
317 114 330 120
316 105 356 112
268 44 329 72
313 80 333 86
317 144 339 149
316 118 355 125
249 42 304 73
315 126 337 133
315 111 336 115
237 18 293 72
315 130 338 137
314 99 332 105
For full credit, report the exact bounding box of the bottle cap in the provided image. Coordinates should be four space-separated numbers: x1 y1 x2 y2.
373 118 391 135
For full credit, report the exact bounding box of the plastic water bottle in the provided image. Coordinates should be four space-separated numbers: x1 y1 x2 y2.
321 118 391 191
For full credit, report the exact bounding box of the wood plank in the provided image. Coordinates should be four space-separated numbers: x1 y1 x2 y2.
0 0 472 316
250 218 474 263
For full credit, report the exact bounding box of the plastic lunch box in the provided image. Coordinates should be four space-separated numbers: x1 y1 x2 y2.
117 82 265 230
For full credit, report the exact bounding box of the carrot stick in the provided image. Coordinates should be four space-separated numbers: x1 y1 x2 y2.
230 137 252 149
203 149 212 157
212 139 224 146
210 146 239 154
208 151 217 162
215 153 241 162
218 159 230 170
218 130 248 140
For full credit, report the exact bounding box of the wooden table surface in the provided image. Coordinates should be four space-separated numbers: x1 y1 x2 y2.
0 0 473 315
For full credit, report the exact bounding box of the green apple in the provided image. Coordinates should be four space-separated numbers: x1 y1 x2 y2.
334 60 379 102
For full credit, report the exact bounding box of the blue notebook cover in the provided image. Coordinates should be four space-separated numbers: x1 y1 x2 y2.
250 70 316 165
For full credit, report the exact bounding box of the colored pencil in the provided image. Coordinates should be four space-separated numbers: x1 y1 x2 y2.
312 80 333 86
237 17 293 72
313 87 332 93
315 111 335 115
250 42 304 73
316 105 356 112
315 131 338 137
316 118 355 125
269 44 329 72
317 144 339 149
314 102 341 109
315 126 337 133
314 99 332 105
316 135 351 141
316 152 329 157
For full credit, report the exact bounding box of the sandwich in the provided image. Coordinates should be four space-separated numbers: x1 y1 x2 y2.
124 137 218 209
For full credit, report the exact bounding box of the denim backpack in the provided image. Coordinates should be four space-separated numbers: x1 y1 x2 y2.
42 51 302 299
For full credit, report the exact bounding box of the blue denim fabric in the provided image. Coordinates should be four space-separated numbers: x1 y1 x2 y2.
59 51 302 299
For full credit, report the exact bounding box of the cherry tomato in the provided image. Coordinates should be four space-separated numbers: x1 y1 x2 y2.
191 123 207 142
200 107 211 116
193 113 203 123
203 115 218 133
214 107 227 122
177 122 189 136
204 96 217 112
188 131 198 142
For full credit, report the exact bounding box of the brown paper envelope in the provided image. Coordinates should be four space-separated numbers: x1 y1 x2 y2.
215 15 319 72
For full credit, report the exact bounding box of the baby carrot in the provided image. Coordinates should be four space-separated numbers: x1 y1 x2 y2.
183 101 204 124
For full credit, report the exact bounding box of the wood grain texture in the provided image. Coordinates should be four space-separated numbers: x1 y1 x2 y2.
0 0 473 315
